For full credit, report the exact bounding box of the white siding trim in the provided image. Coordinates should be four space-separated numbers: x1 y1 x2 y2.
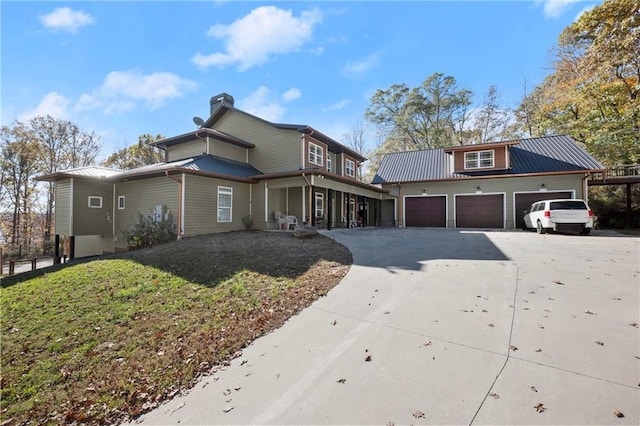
181 173 186 237
264 182 269 223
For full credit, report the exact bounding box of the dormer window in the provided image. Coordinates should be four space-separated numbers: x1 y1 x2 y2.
464 150 494 169
308 142 324 166
345 159 355 177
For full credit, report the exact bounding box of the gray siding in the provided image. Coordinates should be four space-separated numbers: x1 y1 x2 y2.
114 177 180 245
391 174 586 228
210 141 247 163
54 179 72 235
214 111 301 173
167 139 207 161
73 180 113 236
182 174 250 236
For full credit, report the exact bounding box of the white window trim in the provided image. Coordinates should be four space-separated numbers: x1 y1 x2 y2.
308 142 324 166
464 150 495 169
315 192 324 218
345 159 355 177
117 195 126 210
327 155 332 172
217 186 233 223
88 196 102 208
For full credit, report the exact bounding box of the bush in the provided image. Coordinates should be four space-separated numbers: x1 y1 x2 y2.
590 185 640 229
242 215 254 230
124 213 176 250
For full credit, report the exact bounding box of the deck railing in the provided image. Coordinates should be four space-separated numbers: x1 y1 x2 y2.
590 164 640 181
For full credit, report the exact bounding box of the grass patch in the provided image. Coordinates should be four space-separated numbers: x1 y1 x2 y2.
1 231 351 424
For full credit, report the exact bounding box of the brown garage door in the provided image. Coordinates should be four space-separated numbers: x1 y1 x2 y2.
456 194 504 228
514 191 572 229
405 196 446 227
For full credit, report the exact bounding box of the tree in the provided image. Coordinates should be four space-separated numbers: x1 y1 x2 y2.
101 134 165 170
365 73 473 151
514 0 639 165
342 121 369 181
471 86 512 144
0 124 40 248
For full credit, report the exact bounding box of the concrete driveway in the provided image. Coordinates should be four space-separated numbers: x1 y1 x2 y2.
131 228 639 425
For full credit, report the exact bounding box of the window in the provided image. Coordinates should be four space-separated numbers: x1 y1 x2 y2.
88 196 102 208
345 159 355 177
315 192 324 218
464 150 494 169
327 155 332 172
308 142 324 166
118 196 125 210
217 186 232 222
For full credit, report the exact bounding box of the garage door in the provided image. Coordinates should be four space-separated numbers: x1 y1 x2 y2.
405 196 446 227
514 191 572 229
456 194 504 228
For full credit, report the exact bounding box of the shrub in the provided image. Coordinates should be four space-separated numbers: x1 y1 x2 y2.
124 213 176 250
242 215 254 230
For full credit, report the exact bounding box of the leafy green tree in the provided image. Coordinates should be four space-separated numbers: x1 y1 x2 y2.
472 85 512 144
514 0 639 165
101 134 165 170
365 73 473 151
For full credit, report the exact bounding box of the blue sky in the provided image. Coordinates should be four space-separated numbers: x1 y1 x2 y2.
1 0 601 162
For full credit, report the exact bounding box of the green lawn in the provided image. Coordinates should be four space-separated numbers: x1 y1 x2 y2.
1 231 351 424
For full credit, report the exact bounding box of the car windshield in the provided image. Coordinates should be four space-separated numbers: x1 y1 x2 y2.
549 201 587 210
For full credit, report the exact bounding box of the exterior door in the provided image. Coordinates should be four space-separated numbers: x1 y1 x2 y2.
456 194 504 228
405 196 447 227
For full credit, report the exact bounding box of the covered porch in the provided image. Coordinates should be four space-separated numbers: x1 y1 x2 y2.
259 172 393 231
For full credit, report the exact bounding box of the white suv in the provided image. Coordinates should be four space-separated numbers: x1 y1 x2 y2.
523 199 593 235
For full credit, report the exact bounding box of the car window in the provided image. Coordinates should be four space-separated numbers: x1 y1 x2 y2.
550 201 587 210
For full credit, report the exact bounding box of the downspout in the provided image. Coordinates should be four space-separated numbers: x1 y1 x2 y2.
165 171 183 240
583 174 589 203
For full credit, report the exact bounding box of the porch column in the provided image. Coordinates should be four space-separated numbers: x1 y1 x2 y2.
327 189 333 230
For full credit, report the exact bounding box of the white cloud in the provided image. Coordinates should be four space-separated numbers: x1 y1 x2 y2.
238 87 287 122
282 88 301 103
40 7 94 34
343 53 381 77
323 99 350 112
539 0 581 19
76 70 197 113
19 92 70 120
192 6 322 71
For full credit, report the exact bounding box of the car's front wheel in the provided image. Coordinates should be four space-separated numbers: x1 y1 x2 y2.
536 220 546 234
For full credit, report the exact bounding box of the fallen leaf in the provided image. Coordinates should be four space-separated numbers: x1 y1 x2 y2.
337 378 346 384
612 297 622 301
223 389 231 396
383 311 390 315
488 323 495 328
528 384 538 392
234 387 241 391
535 348 542 352
595 341 605 346
482 309 488 313
613 409 624 418
553 280 564 285
630 322 638 328
223 406 234 413
423 340 432 347
331 320 337 326
534 403 546 413
364 354 372 362
489 392 500 399
510 345 518 351
412 410 425 419
584 310 597 315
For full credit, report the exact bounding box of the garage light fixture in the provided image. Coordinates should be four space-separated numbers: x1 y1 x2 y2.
540 183 547 191
475 186 482 193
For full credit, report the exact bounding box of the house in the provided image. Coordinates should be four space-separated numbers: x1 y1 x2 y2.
37 93 391 258
371 135 605 229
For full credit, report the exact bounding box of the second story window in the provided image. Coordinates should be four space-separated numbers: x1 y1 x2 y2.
308 142 323 166
464 150 494 169
327 155 332 172
345 159 355 177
